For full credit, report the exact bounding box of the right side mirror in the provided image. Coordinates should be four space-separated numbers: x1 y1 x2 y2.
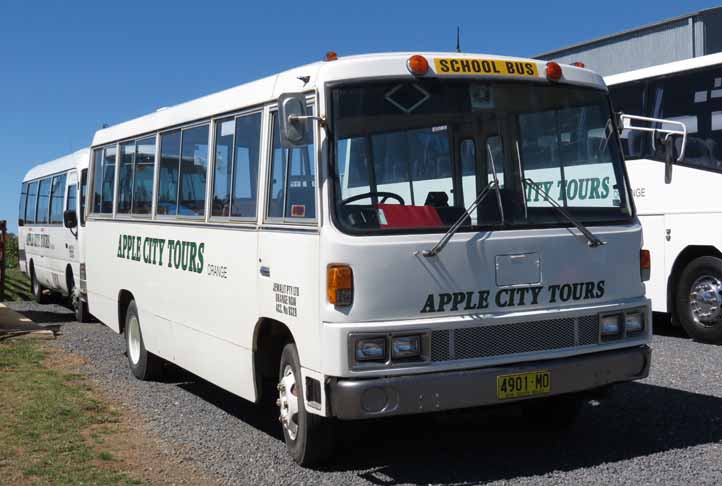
63 210 78 229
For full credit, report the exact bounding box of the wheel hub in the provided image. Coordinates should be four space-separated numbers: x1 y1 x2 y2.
689 275 722 325
127 316 141 365
277 365 299 441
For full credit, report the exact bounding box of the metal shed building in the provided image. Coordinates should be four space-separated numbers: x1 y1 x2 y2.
536 6 722 76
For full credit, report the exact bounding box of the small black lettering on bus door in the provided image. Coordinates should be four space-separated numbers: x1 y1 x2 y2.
438 59 450 72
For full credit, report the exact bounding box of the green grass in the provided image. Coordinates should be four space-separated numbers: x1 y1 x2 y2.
2 266 32 302
0 340 143 485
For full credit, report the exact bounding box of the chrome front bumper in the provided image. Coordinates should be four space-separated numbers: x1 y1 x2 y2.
328 345 650 420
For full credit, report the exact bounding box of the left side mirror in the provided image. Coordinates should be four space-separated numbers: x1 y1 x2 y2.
63 210 78 229
278 93 311 147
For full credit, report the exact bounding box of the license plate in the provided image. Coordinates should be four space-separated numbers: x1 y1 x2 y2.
496 370 551 400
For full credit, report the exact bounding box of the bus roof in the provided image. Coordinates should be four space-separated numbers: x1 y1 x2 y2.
23 148 90 183
605 52 722 86
91 52 605 148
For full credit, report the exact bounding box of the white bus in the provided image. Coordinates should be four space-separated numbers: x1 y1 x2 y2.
84 52 657 465
607 52 722 343
19 148 91 321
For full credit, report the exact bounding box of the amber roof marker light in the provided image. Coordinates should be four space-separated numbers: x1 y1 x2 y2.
407 55 429 76
324 51 338 62
546 61 562 81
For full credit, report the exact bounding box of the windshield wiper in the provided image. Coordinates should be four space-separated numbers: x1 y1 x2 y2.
523 177 605 248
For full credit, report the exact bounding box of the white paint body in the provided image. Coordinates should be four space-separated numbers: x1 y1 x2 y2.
19 148 89 296
606 52 722 315
82 53 650 415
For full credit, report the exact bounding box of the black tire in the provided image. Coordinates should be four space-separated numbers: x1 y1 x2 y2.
675 256 722 343
278 343 334 466
124 300 163 380
521 393 583 430
30 267 48 305
75 298 90 323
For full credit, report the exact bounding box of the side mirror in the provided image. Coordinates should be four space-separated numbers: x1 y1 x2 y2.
278 93 312 147
63 210 78 229
664 137 674 184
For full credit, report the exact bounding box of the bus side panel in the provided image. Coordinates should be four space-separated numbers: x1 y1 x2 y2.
25 225 75 294
639 214 667 312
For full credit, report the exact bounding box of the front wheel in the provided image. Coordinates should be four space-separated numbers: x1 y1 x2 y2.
124 300 163 380
675 256 722 343
277 343 334 466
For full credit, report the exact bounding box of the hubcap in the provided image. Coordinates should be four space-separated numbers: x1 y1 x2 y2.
127 316 142 365
689 275 722 326
277 365 299 441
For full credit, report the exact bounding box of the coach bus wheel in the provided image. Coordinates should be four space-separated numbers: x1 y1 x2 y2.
30 268 48 305
277 343 334 466
676 256 722 343
124 300 162 380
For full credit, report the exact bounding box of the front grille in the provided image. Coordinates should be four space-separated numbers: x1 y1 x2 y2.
430 315 599 362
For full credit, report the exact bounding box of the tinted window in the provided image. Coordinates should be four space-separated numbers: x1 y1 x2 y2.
26 181 38 224
19 183 28 225
179 125 209 216
49 173 67 224
36 178 51 224
133 137 155 215
268 112 316 220
158 130 181 216
118 142 134 214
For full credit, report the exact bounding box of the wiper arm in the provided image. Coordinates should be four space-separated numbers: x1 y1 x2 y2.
420 181 498 258
523 178 605 248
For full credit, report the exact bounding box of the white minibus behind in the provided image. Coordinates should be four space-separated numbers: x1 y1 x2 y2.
19 148 91 321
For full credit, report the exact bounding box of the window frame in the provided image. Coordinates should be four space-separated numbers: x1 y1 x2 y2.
24 180 39 225
263 100 319 226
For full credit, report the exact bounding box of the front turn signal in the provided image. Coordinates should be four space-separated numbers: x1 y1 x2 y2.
328 264 353 306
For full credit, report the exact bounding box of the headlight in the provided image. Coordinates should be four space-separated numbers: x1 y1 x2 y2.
355 337 387 362
391 335 421 359
624 311 644 334
600 314 622 340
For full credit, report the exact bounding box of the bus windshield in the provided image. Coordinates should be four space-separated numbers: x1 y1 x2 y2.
331 80 632 233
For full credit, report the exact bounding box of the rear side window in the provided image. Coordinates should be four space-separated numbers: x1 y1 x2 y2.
26 181 38 224
19 183 28 225
36 178 51 224
49 173 67 224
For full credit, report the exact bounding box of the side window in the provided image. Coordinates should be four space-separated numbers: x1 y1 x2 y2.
26 181 38 224
49 173 67 224
267 110 316 220
19 183 28 225
92 146 116 214
36 178 51 224
158 130 181 216
158 125 209 217
133 137 155 215
609 81 647 160
80 169 87 226
117 142 134 214
67 183 77 213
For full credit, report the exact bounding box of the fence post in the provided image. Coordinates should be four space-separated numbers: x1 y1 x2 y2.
0 220 5 300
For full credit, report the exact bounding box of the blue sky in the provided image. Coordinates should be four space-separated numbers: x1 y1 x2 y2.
1 0 716 232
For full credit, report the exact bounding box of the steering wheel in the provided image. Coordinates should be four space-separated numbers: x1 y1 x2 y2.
341 191 405 206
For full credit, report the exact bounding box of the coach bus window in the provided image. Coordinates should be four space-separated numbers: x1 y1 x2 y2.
212 118 234 217
26 181 38 224
36 178 51 224
268 112 316 220
179 124 209 217
118 142 134 214
92 146 116 214
67 183 77 214
49 173 67 224
133 137 154 215
232 112 261 218
158 130 181 216
19 183 28 226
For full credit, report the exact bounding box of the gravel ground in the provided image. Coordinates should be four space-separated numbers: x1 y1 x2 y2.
8 300 722 486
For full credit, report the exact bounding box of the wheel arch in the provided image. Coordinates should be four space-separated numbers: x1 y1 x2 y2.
252 317 295 402
117 289 135 335
667 245 722 319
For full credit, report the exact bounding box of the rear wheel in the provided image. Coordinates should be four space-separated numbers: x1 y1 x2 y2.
277 343 334 466
675 256 722 343
30 267 48 304
124 300 162 380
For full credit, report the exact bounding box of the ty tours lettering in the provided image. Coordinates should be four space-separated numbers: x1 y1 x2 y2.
420 280 605 313
116 234 204 274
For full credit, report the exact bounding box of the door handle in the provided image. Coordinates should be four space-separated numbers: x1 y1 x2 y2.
259 266 271 277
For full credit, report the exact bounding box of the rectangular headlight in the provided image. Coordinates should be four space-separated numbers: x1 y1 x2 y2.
355 337 387 362
625 311 644 334
600 314 622 340
391 335 421 359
